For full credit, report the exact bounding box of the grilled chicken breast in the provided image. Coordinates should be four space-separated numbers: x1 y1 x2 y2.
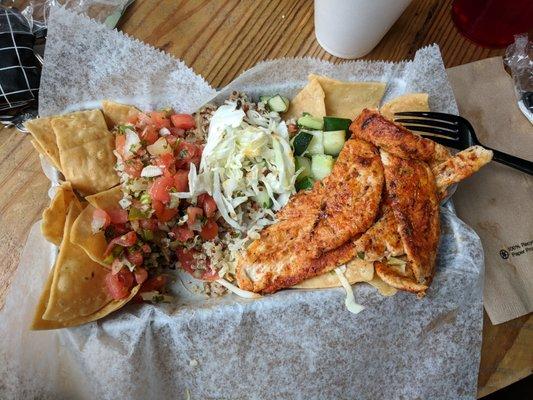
236 138 384 293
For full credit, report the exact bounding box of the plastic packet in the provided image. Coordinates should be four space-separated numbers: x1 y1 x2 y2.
504 33 533 123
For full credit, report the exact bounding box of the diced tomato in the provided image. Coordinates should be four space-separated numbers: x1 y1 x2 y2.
140 218 158 231
152 199 178 222
175 141 202 168
126 249 144 267
186 206 203 229
149 175 175 204
288 123 298 135
111 257 124 274
105 268 134 300
134 267 148 284
176 247 198 274
106 223 129 237
201 267 219 281
150 112 171 129
168 127 185 137
141 244 151 253
197 193 217 218
165 134 178 146
172 225 194 242
127 113 139 125
140 275 168 292
173 170 189 192
200 219 219 240
104 231 138 257
154 152 175 172
170 114 195 130
92 208 111 232
115 134 126 158
106 208 129 224
123 158 144 177
136 112 152 127
139 125 159 145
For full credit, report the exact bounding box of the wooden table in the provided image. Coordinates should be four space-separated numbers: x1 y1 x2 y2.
0 0 531 397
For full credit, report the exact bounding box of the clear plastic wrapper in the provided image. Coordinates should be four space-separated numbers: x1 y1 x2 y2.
504 34 533 123
0 7 484 400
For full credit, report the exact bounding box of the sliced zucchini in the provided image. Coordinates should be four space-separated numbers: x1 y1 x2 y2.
297 114 324 130
267 95 289 112
306 130 324 155
255 189 273 208
323 130 346 156
292 132 313 156
323 116 352 132
295 176 314 191
311 154 334 180
295 156 312 181
259 95 271 103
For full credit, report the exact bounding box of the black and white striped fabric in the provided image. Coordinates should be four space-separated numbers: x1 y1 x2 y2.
0 8 40 113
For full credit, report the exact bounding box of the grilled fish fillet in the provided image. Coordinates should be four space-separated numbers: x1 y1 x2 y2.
237 138 384 293
237 108 493 295
350 109 451 163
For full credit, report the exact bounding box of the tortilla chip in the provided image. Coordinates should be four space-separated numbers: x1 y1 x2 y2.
101 100 140 130
51 110 118 195
309 74 386 119
71 203 109 267
42 203 112 322
284 78 327 120
380 93 429 120
85 185 123 210
293 259 374 289
31 265 140 330
41 182 79 245
24 117 62 170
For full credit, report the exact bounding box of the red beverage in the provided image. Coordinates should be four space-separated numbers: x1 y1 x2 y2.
452 0 533 48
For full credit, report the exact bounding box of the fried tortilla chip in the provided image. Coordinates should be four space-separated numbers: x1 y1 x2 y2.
31 265 140 330
101 100 140 129
284 77 327 120
51 110 118 195
380 93 429 120
293 259 374 289
309 74 386 119
85 185 123 210
42 203 112 321
71 203 109 267
24 117 62 170
41 182 80 245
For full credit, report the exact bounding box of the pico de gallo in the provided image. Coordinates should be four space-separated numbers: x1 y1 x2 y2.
92 109 221 301
93 92 299 302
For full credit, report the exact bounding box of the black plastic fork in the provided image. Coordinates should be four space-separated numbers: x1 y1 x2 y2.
394 111 533 175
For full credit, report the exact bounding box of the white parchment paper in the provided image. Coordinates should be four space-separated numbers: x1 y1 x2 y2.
1 7 483 400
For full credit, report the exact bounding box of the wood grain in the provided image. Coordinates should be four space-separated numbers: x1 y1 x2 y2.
0 0 529 397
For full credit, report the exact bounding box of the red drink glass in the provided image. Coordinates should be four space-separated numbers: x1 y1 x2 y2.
451 0 533 48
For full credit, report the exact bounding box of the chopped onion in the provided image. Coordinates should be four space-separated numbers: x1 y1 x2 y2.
146 137 172 155
140 165 163 177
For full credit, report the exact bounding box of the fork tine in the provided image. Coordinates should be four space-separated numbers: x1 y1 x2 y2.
393 117 460 135
394 111 462 123
418 134 463 150
400 124 461 138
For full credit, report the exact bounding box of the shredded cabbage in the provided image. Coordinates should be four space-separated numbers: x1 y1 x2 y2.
197 102 297 231
334 266 365 315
